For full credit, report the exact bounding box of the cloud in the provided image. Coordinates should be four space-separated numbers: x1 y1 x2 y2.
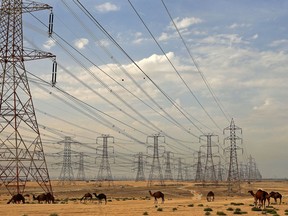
269 39 288 48
43 38 56 50
74 38 89 49
228 23 251 29
95 2 119 13
170 17 203 29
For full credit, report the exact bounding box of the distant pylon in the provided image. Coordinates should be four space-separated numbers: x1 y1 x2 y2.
176 158 183 182
0 0 56 195
58 136 77 185
76 152 86 181
216 158 223 181
147 134 165 186
200 134 219 182
224 118 242 194
195 150 203 182
96 134 114 186
164 151 174 181
135 152 145 181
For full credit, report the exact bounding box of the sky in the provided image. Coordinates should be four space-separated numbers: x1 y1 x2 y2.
18 0 288 180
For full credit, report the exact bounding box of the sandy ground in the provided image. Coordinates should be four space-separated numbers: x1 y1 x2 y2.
0 180 287 216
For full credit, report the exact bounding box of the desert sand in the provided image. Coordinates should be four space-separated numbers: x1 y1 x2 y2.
0 180 287 216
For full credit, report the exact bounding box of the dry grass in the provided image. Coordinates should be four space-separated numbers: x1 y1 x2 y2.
0 180 287 216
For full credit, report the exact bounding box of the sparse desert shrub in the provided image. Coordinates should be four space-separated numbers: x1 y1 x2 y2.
216 211 227 215
187 204 194 207
285 209 288 215
251 207 262 211
205 212 211 215
157 207 163 211
227 207 234 211
204 208 213 212
230 202 244 206
143 212 148 215
263 208 277 214
49 213 59 216
172 207 177 211
198 204 204 207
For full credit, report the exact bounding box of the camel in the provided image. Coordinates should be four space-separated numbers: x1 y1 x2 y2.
269 191 282 204
93 193 107 204
206 191 214 202
7 194 25 204
248 189 269 208
33 193 48 203
149 190 164 204
46 192 55 204
80 193 93 202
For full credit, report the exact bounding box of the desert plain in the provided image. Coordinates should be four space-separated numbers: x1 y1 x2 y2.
0 180 287 216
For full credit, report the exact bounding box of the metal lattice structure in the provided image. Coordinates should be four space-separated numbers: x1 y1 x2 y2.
58 137 77 185
200 134 219 182
224 118 242 194
0 0 56 195
195 150 203 182
164 151 173 181
176 158 183 182
147 134 164 186
76 152 86 181
135 152 145 182
96 134 114 186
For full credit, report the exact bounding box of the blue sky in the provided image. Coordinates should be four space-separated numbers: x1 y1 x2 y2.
22 0 288 179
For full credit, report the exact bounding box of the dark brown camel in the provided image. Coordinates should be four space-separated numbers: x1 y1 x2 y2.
80 193 93 202
93 193 107 204
149 190 164 204
46 192 55 204
7 194 25 204
270 191 282 204
33 193 48 203
206 191 214 202
248 189 269 208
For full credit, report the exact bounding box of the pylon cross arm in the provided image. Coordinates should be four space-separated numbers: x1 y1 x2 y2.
22 48 55 61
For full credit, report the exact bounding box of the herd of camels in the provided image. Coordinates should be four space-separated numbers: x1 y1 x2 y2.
6 188 283 209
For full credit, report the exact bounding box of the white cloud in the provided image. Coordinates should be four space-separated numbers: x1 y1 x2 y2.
170 17 203 30
228 23 251 29
74 38 89 49
269 39 288 47
95 2 119 13
43 38 55 50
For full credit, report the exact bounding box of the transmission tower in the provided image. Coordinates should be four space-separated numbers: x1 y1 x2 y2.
200 134 219 182
147 134 165 186
96 134 114 186
195 150 203 182
176 158 183 182
224 118 242 194
57 137 79 185
134 152 146 181
76 152 86 181
0 0 56 195
163 151 174 181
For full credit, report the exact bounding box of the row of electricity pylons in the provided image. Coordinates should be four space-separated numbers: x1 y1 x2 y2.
0 0 260 199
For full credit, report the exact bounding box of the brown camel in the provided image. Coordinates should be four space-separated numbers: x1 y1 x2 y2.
206 191 214 202
33 193 48 203
248 189 269 208
80 193 93 202
46 192 55 204
7 194 25 204
149 190 164 204
270 191 282 204
93 193 107 204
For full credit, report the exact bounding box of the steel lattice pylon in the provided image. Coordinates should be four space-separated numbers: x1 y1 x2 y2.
96 135 114 186
224 118 242 194
135 152 145 182
0 0 55 195
147 134 164 186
